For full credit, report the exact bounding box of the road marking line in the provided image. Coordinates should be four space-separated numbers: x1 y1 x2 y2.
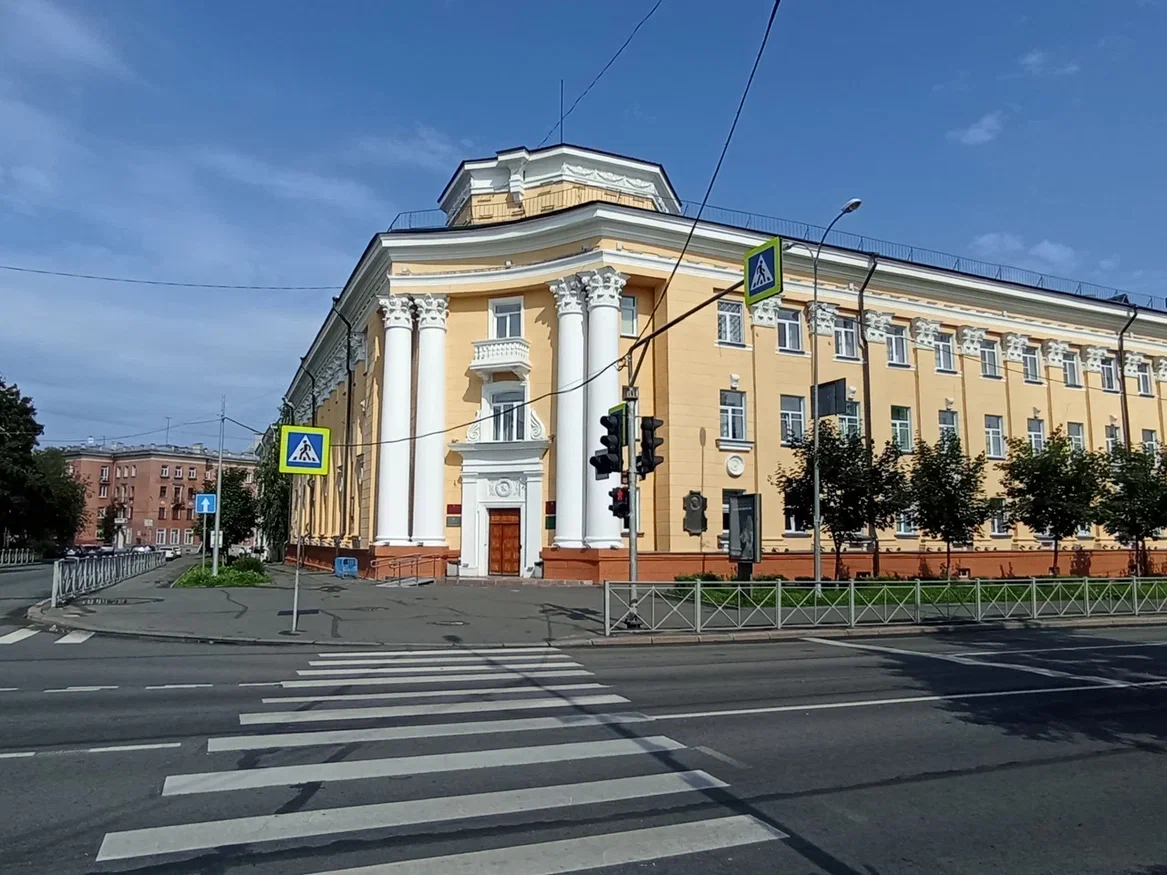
209 712 652 752
239 693 630 725
238 682 283 687
958 640 1167 657
307 654 574 667
87 743 182 753
0 752 35 759
695 745 750 769
97 770 725 861
804 636 1129 687
0 688 18 692
145 684 214 690
296 661 581 677
294 815 785 875
44 686 118 693
0 629 39 645
280 669 593 689
263 682 606 704
163 736 685 796
55 630 94 645
315 646 556 657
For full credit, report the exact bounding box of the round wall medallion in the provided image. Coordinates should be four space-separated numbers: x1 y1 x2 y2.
726 454 745 478
495 479 513 497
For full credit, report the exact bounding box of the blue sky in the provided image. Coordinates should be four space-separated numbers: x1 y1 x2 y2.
2 0 1164 451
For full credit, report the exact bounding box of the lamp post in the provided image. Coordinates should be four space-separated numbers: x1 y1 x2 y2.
785 198 862 590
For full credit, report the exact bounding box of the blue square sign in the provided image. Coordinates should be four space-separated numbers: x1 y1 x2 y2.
743 236 782 306
194 493 217 515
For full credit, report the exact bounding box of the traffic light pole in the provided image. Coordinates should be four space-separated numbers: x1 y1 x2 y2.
623 382 642 628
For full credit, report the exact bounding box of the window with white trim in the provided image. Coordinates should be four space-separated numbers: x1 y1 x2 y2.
720 390 746 442
784 509 807 534
896 510 917 536
934 333 955 372
1068 422 1086 452
490 391 525 442
939 410 959 440
492 299 522 339
154 528 165 545
160 465 169 478
187 466 195 480
1028 417 1046 451
839 401 861 437
1106 424 1121 454
170 528 180 545
1076 522 1092 538
98 484 108 498
834 316 858 360
891 406 912 451
184 528 194 545
980 339 1001 377
990 511 1010 536
1143 429 1159 454
1101 356 1118 391
1022 346 1041 383
619 295 637 337
780 395 805 445
777 308 802 352
100 466 109 481
1138 362 1153 396
886 325 908 365
720 488 745 548
717 301 744 345
131 465 137 476
1063 353 1082 388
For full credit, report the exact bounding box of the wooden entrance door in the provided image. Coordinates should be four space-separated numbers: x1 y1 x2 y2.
488 508 522 575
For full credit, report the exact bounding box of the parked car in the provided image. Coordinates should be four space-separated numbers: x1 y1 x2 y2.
163 547 177 561
131 545 153 554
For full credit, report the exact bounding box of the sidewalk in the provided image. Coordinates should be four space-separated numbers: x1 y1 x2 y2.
28 561 607 647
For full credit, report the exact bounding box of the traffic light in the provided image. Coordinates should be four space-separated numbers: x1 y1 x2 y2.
608 485 630 522
588 410 625 479
637 416 664 477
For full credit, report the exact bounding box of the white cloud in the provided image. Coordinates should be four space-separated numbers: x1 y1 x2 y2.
972 232 1025 256
970 232 1080 274
347 124 465 173
1017 48 1079 77
1099 255 1121 272
1028 239 1079 271
0 0 132 79
947 111 1004 145
1019 49 1049 74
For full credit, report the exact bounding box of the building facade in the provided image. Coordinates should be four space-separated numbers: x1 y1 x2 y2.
63 442 257 549
286 143 1167 580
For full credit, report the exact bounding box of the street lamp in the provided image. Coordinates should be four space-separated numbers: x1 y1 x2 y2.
784 198 862 590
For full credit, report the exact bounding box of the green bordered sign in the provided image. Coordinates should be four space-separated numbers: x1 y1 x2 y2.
743 236 783 307
279 425 331 475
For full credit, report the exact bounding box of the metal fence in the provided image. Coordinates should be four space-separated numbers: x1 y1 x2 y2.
0 548 38 568
51 552 166 607
603 579 1167 635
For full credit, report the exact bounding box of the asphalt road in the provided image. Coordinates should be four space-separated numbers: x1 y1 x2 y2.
0 563 54 624
4 624 1167 873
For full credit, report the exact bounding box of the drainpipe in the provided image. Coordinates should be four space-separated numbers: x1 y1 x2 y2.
298 357 319 538
1117 300 1137 450
855 256 880 575
330 298 355 544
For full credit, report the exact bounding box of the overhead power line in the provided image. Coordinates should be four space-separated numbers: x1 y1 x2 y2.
0 263 338 291
38 417 220 445
536 0 665 148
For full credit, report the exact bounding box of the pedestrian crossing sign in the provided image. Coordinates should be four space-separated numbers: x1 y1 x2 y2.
743 236 783 307
279 425 331 475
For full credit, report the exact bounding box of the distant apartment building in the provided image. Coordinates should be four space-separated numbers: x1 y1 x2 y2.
62 441 258 549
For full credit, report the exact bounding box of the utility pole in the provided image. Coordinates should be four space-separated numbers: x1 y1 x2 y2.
165 416 171 445
212 395 225 576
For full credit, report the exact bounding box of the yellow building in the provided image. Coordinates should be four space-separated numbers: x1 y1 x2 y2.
286 143 1167 580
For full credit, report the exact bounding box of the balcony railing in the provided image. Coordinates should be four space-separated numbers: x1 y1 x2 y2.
470 337 531 378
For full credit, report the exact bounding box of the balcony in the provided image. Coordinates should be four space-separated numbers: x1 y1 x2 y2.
470 337 531 380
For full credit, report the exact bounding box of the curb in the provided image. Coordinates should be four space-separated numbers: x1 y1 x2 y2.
26 601 1167 650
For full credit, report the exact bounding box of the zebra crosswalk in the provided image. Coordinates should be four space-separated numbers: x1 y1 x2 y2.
95 644 787 872
0 627 93 646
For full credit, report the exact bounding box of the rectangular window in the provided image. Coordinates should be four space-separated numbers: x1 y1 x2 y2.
784 509 807 534
1143 429 1159 454
619 295 637 337
174 466 183 480
891 406 913 451
834 316 858 360
184 528 194 545
100 466 109 481
980 340 1001 377
188 466 195 480
896 510 917 536
131 465 137 477
1068 422 1085 452
721 488 745 545
720 390 746 441
985 415 1004 458
886 325 908 366
159 506 167 520
1063 354 1082 388
159 485 167 498
1022 346 1041 382
115 466 122 479
98 484 108 498
717 301 744 345
160 465 169 478
939 410 959 440
490 391 525 442
492 300 522 339
780 395 805 445
777 308 802 352
1106 424 1121 454
173 486 183 501
1028 418 1046 451
1138 363 1153 396
1101 356 1118 391
839 401 861 437
990 511 1010 536
1076 522 1092 538
156 529 167 545
934 333 955 372
170 528 180 546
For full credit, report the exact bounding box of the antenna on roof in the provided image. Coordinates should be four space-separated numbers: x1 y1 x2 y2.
559 79 564 145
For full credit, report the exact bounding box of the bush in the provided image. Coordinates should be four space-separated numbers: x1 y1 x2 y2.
751 573 787 581
176 566 268 588
230 555 265 574
674 572 724 582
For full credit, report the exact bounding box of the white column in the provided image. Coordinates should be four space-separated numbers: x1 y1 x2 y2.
374 295 414 546
583 267 627 549
550 275 586 548
411 294 449 545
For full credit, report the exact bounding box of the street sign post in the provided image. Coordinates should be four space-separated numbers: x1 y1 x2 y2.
743 236 783 307
194 493 217 516
278 425 331 633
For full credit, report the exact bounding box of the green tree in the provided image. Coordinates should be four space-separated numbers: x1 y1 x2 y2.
255 408 292 559
998 428 1107 574
1095 446 1167 576
29 449 90 550
772 420 911 580
97 501 126 545
0 377 43 542
909 432 991 578
197 467 259 549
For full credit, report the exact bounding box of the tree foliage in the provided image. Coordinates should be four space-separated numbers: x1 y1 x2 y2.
998 428 1107 573
31 449 90 549
255 408 292 559
1095 446 1167 576
97 501 125 545
197 466 259 549
909 433 990 577
772 420 911 579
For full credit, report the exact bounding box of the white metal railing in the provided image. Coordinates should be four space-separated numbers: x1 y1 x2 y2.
470 337 531 377
603 578 1167 635
51 552 166 607
0 548 38 567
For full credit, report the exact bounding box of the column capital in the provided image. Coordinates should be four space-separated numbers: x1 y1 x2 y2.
549 275 585 316
412 293 449 330
378 295 412 330
581 267 627 309
749 297 780 328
